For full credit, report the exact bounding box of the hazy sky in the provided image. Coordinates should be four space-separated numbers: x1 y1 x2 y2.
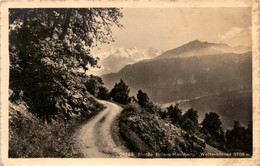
93 7 251 52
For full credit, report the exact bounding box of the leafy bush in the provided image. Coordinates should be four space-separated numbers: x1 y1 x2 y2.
9 98 104 158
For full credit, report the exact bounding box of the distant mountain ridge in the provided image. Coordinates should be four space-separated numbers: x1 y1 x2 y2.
103 52 251 101
88 47 162 75
155 40 250 59
102 40 251 102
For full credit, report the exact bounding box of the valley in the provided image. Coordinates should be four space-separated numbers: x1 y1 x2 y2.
160 91 252 130
102 40 252 130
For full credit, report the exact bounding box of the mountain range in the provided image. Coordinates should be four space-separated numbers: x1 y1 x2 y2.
102 40 251 101
101 40 252 129
155 40 250 59
88 47 162 75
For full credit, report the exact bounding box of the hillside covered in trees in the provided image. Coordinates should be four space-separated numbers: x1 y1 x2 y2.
108 80 252 157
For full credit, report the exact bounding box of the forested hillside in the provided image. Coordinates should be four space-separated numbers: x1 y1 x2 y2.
114 84 252 157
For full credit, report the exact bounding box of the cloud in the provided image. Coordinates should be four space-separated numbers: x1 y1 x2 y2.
219 27 243 41
218 26 251 46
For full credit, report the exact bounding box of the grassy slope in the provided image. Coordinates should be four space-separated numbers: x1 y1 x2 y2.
9 96 105 158
118 104 206 158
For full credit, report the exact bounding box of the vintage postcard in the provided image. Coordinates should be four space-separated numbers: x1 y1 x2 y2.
1 0 259 165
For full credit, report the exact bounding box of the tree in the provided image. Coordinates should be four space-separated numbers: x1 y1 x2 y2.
181 108 199 132
137 90 150 108
110 79 131 104
158 110 167 119
183 108 199 125
226 121 252 154
97 86 109 100
245 122 253 155
85 74 104 96
9 9 123 120
167 104 182 125
201 112 222 138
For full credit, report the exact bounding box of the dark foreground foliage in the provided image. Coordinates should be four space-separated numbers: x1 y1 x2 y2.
9 8 122 120
9 97 105 158
118 89 252 157
119 104 206 158
226 121 252 155
110 79 131 104
9 8 122 157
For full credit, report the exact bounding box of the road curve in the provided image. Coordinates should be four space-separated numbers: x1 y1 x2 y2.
74 100 130 158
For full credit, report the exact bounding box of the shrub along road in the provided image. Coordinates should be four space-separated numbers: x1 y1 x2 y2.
74 100 130 157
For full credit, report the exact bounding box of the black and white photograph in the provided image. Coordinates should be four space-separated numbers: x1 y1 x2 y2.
4 3 257 161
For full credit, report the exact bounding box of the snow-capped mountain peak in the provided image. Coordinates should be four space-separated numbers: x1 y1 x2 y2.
87 47 163 76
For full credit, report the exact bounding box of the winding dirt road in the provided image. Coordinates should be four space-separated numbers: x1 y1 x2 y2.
75 100 130 158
